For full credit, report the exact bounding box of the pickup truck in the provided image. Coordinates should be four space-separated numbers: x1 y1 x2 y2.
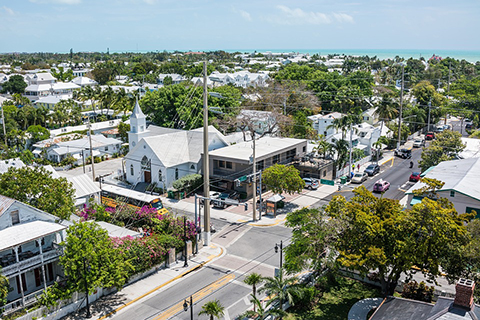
212 192 240 209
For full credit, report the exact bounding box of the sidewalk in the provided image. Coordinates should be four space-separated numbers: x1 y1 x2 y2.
162 183 339 227
60 244 224 320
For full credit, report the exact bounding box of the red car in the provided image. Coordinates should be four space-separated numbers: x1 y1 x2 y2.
409 172 421 182
373 179 390 192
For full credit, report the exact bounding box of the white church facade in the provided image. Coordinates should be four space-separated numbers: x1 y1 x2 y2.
124 100 229 189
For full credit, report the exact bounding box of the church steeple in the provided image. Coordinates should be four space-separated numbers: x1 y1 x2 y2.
128 98 147 150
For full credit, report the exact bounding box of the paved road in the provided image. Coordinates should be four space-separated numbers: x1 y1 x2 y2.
109 224 291 320
314 147 423 206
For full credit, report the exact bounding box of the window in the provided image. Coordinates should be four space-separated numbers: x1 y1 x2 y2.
226 162 233 169
10 210 19 225
35 238 45 247
158 170 163 181
450 190 455 197
130 164 134 176
175 168 179 180
272 154 280 164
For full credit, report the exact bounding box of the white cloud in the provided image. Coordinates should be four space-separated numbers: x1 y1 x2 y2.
239 9 252 21
2 6 14 15
271 5 354 25
29 0 82 5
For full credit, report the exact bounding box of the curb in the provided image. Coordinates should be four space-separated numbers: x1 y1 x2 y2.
97 244 224 320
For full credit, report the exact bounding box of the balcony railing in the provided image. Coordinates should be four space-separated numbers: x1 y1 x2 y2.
1 247 63 277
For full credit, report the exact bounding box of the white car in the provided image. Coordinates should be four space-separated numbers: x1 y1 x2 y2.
413 139 425 148
351 172 368 184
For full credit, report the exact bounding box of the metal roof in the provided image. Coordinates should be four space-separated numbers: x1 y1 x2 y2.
408 158 480 201
0 221 66 251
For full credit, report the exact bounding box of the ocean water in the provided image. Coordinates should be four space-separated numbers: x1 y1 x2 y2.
226 49 480 63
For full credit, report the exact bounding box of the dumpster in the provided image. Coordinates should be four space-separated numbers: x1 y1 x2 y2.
340 176 347 184
167 190 174 199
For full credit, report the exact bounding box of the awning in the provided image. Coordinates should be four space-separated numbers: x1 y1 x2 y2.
410 196 423 206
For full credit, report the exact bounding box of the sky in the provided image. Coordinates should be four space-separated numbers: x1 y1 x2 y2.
1 0 479 53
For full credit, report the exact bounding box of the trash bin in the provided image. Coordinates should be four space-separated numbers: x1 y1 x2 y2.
167 190 174 199
340 176 347 184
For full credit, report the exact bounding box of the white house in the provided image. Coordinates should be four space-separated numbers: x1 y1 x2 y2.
71 76 97 87
157 74 186 85
33 135 122 164
0 195 66 313
406 158 480 216
307 112 344 138
124 102 229 189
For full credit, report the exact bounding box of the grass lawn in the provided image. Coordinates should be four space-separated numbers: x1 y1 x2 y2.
285 274 381 320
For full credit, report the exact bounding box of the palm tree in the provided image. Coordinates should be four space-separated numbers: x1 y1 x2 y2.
259 269 302 313
241 295 285 320
198 299 225 320
333 139 349 172
374 93 399 140
244 272 263 312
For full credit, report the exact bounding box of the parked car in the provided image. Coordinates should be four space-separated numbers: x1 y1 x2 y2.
413 139 425 148
426 132 435 140
409 172 421 182
200 191 220 206
303 177 319 190
373 179 390 192
394 148 412 159
364 164 380 176
351 172 368 184
212 192 240 209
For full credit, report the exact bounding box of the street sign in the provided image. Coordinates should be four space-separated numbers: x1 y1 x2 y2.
320 179 335 186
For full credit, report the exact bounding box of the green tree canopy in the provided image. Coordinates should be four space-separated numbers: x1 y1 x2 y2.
60 222 131 296
419 130 465 172
262 164 304 195
1 75 27 94
0 167 75 219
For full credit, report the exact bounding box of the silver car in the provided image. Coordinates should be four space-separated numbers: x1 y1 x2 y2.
351 172 368 184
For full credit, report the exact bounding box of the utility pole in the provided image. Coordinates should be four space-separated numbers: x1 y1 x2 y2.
397 64 405 149
202 61 211 246
1 103 7 146
87 119 95 181
427 100 432 132
252 136 257 222
446 63 452 125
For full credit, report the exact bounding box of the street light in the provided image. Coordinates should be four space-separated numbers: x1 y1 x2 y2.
83 257 92 318
184 216 188 268
183 295 193 320
274 240 283 270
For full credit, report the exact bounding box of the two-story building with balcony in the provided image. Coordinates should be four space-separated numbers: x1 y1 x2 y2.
207 137 307 196
0 195 67 313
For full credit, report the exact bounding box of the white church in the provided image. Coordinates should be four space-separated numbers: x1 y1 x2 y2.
124 100 229 189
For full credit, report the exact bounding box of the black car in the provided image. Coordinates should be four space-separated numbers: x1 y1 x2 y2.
212 192 240 209
364 164 380 176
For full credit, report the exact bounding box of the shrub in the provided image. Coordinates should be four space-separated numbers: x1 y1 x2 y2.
401 280 435 302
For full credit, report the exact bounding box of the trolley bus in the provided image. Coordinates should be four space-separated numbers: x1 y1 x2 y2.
100 184 168 215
